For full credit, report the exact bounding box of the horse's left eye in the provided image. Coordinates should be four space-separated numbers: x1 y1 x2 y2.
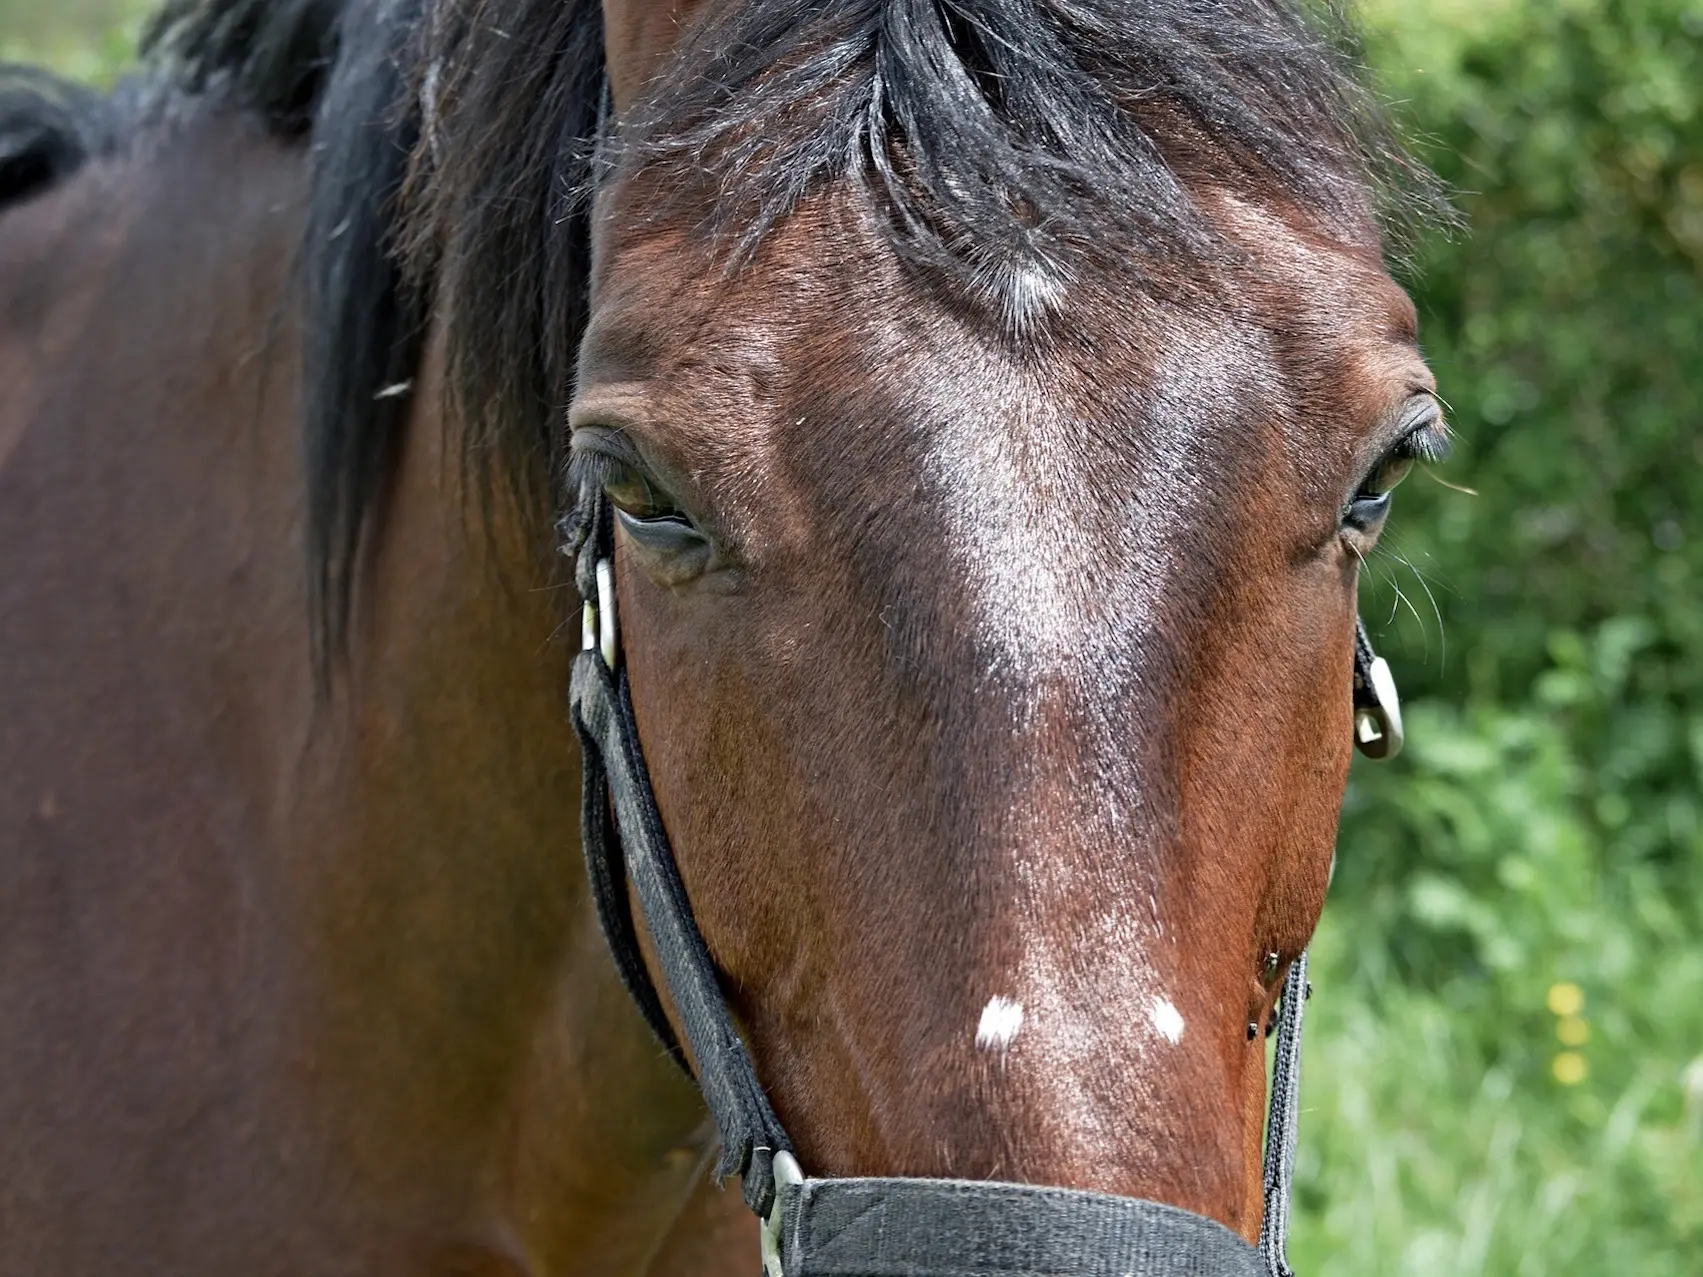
1343 411 1450 534
1363 452 1417 497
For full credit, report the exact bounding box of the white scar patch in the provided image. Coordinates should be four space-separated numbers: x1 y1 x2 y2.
1150 998 1185 1045
975 997 1025 1051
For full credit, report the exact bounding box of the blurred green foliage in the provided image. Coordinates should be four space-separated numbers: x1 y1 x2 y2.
0 0 143 81
1303 1 1703 1271
3 0 1699 1271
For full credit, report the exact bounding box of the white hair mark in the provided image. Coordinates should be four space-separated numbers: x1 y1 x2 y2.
975 996 1026 1052
1150 997 1185 1045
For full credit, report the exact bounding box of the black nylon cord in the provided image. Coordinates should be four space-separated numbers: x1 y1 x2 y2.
1351 619 1379 713
567 495 688 1069
576 729 689 1069
568 493 791 1216
572 650 793 1214
1257 951 1309 1277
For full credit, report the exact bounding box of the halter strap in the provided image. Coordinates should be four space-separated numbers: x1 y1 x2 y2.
570 632 793 1216
1257 950 1309 1277
772 1179 1265 1276
564 486 1386 1275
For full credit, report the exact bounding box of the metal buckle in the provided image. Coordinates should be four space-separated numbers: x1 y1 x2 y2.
580 558 619 669
760 1151 804 1277
1353 653 1403 760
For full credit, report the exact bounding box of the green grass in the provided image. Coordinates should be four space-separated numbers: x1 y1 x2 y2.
1295 691 1703 1272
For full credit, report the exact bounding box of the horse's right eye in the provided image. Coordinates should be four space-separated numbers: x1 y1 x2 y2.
602 463 690 527
568 428 717 583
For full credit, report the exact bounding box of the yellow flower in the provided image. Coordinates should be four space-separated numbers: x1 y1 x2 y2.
1552 1052 1588 1086
1546 982 1584 1017
1556 1014 1590 1046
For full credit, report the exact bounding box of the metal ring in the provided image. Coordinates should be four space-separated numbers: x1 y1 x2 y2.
1353 655 1404 760
596 559 618 669
760 1151 805 1277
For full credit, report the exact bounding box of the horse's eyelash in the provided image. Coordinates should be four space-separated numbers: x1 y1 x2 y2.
1403 422 1452 465
566 449 627 493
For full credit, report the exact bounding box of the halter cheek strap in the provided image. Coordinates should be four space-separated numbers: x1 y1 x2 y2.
562 488 1398 1277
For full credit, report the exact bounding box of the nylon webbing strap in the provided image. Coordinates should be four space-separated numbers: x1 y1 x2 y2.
776 1179 1264 1277
576 686 689 1069
1257 951 1309 1277
562 497 688 1070
570 642 792 1217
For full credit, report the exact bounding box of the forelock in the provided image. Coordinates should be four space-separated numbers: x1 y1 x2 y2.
621 0 1443 329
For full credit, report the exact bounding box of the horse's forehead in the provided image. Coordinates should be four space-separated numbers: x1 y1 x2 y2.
582 193 1428 515
587 215 1226 441
1203 190 1431 400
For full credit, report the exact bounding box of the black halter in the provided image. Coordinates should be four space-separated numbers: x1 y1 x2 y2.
563 489 1403 1277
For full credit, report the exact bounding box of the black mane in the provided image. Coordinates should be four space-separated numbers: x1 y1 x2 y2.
140 0 429 660
140 0 342 136
630 0 1429 295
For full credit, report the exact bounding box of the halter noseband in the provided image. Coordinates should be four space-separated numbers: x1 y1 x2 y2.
563 488 1402 1277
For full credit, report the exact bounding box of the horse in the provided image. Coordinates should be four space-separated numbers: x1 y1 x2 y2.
0 0 1445 1272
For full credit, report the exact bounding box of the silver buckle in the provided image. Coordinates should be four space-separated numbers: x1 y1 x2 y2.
760 1151 805 1277
580 558 618 669
1353 654 1403 760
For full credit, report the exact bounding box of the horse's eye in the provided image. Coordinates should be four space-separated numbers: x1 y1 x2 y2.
603 463 688 526
1363 452 1416 497
1343 413 1450 534
601 461 714 582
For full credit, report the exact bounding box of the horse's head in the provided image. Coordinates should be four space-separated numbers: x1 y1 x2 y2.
422 0 1445 1241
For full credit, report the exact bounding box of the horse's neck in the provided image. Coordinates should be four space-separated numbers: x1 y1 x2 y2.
297 333 722 1265
0 114 718 1274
